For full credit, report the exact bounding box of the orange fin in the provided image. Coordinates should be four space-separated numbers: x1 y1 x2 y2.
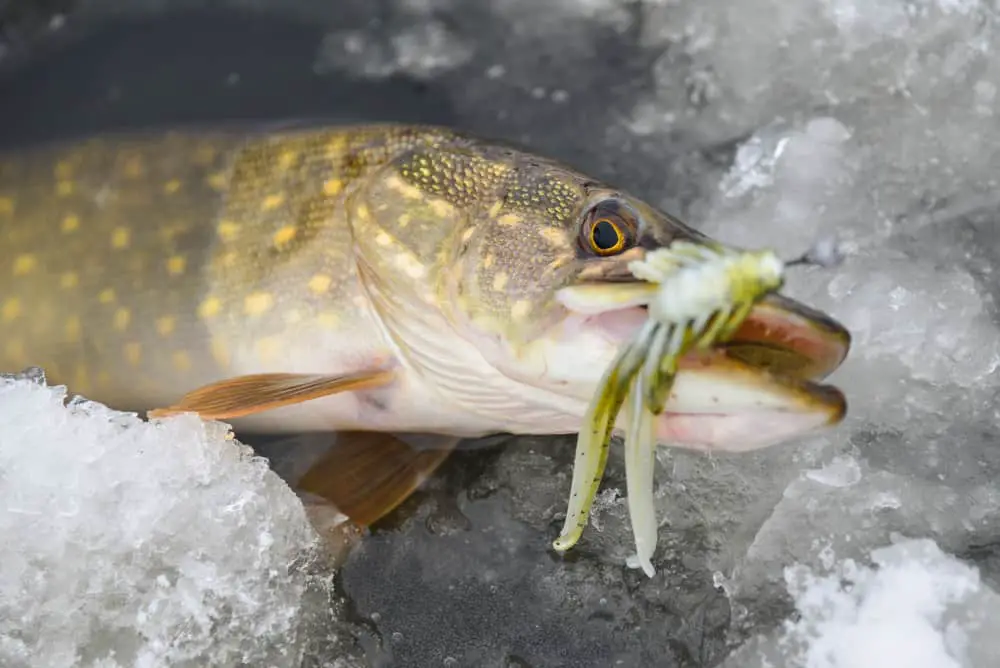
147 369 395 420
296 431 460 527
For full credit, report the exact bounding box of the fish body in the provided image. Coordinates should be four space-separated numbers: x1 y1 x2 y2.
0 122 851 528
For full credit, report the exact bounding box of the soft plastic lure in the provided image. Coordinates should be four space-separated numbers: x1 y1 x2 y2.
552 238 841 576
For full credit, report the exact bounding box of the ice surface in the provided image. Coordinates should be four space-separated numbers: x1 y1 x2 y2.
0 369 328 668
722 539 1000 668
5 0 1000 664
623 0 1000 657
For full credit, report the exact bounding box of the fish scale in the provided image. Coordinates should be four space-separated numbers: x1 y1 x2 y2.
0 122 850 558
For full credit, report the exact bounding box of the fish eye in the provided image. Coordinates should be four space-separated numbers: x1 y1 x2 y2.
580 200 637 257
590 218 625 255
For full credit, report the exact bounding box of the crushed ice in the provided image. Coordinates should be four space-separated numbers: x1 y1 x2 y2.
723 539 1000 668
0 369 323 668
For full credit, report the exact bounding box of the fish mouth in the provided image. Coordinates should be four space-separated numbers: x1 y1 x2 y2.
558 281 851 452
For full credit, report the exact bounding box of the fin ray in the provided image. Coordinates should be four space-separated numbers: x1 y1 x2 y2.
147 369 395 420
296 431 459 527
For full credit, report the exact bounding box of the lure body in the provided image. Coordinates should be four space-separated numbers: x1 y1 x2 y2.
553 241 802 577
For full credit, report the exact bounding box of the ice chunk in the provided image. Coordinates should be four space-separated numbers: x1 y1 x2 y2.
0 369 324 668
722 538 1000 668
314 14 472 79
726 455 1000 607
694 114 1000 429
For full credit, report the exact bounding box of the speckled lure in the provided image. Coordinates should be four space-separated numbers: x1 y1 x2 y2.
552 238 842 577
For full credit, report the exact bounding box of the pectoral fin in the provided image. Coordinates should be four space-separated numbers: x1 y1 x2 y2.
147 369 396 420
297 431 460 527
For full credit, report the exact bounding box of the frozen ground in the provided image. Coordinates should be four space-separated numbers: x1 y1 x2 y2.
2 0 1000 666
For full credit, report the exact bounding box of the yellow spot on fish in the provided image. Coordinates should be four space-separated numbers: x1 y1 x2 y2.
428 199 456 218
492 272 509 291
392 254 427 280
272 226 297 247
65 316 81 342
111 227 131 250
56 180 74 197
156 316 176 336
206 171 228 191
511 300 532 319
484 254 495 269
277 150 298 170
99 289 116 304
164 179 182 194
399 213 411 228
172 351 192 372
166 255 186 276
497 213 521 227
124 342 142 366
60 272 79 289
198 297 221 319
123 156 144 178
357 203 372 221
114 308 131 331
54 160 73 179
2 298 21 322
218 251 237 268
12 254 37 276
386 174 425 201
309 273 332 295
375 232 392 247
244 291 274 316
540 227 566 245
217 220 239 241
261 193 285 211
61 214 80 233
487 200 504 218
0 196 13 215
327 134 347 153
256 336 281 363
318 311 339 328
323 179 344 196
460 228 475 243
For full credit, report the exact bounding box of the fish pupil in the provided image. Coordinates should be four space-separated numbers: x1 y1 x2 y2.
592 220 620 250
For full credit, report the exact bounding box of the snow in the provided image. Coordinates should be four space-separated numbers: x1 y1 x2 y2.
722 539 1000 668
0 368 326 668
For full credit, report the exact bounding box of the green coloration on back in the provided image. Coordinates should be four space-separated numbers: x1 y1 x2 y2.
0 123 708 417
0 125 447 408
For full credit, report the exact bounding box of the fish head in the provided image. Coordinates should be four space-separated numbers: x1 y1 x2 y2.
349 131 850 450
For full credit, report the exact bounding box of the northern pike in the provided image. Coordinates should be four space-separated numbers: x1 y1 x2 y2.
0 123 850 531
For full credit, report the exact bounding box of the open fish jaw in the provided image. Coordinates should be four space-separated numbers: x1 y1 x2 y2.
553 242 851 576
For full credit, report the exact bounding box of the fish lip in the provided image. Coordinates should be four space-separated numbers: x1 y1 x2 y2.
575 295 850 379
659 349 849 450
723 292 851 381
